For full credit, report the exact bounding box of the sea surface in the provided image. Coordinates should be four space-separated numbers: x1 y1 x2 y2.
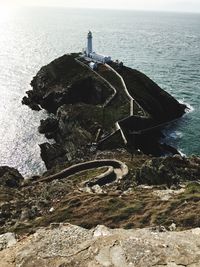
0 7 199 176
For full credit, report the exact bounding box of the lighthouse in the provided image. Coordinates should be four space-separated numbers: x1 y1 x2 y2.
83 31 112 63
87 31 93 56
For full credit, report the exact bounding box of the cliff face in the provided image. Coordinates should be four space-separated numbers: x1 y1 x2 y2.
22 53 186 169
110 62 186 122
23 54 113 113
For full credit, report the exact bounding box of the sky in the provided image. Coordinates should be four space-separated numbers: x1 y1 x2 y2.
1 0 200 13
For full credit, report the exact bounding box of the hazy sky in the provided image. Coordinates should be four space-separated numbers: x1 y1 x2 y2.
1 0 200 13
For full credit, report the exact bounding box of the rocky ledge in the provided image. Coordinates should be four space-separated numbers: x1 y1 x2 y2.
22 53 186 169
1 223 200 267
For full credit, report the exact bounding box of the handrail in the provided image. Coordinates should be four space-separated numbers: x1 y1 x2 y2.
129 117 179 135
75 57 179 145
105 63 146 117
75 58 117 107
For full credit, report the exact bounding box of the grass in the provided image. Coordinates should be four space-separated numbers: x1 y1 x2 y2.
1 154 200 236
5 183 200 235
185 182 200 194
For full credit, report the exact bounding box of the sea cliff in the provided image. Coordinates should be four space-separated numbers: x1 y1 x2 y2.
22 53 186 168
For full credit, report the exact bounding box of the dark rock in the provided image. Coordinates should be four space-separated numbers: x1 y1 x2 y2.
38 117 59 134
160 143 180 155
136 157 180 187
30 104 41 111
40 91 68 114
36 76 108 114
39 143 69 169
22 96 41 111
45 132 56 139
22 96 31 106
136 156 200 187
22 53 187 168
67 76 108 105
0 166 23 188
109 62 186 122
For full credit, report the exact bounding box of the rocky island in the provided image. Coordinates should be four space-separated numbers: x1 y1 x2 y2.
22 53 186 168
0 47 200 266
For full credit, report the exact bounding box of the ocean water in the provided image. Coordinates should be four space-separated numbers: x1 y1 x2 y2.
0 7 199 176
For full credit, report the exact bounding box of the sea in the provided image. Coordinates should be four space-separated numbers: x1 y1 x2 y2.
0 7 199 176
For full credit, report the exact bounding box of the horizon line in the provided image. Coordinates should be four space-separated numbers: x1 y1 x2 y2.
10 4 200 15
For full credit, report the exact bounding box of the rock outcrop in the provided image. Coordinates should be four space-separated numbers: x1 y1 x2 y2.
136 155 200 186
110 62 186 122
1 223 200 267
22 53 186 169
0 166 23 188
22 54 112 114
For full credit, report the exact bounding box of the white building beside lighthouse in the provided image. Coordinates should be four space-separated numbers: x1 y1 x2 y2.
84 31 112 64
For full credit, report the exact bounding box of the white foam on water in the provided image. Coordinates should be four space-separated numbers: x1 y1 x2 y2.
179 99 195 113
169 131 183 139
178 149 187 157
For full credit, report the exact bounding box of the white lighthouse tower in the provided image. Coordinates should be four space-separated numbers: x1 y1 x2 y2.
83 31 112 63
87 31 93 56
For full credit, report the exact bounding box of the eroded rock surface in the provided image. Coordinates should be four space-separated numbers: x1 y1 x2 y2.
0 232 17 251
1 224 200 267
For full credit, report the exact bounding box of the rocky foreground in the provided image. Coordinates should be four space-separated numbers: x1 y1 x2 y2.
1 223 200 267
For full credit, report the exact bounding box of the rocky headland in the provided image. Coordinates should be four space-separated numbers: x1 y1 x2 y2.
22 53 186 168
0 54 199 266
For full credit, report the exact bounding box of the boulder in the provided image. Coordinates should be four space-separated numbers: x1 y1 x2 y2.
22 96 41 111
39 143 69 169
0 166 23 188
38 117 59 134
0 232 17 251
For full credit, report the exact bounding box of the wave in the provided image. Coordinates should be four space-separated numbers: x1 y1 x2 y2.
178 99 194 113
169 131 183 139
178 149 187 157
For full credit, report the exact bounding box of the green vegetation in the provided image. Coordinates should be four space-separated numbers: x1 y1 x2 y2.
185 182 200 194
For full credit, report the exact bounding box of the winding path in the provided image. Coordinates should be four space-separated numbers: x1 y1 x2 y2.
75 58 117 107
32 159 128 189
105 63 146 117
75 57 145 144
76 57 182 138
33 57 178 190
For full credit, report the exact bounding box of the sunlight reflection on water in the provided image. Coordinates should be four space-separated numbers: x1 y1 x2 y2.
0 7 199 175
